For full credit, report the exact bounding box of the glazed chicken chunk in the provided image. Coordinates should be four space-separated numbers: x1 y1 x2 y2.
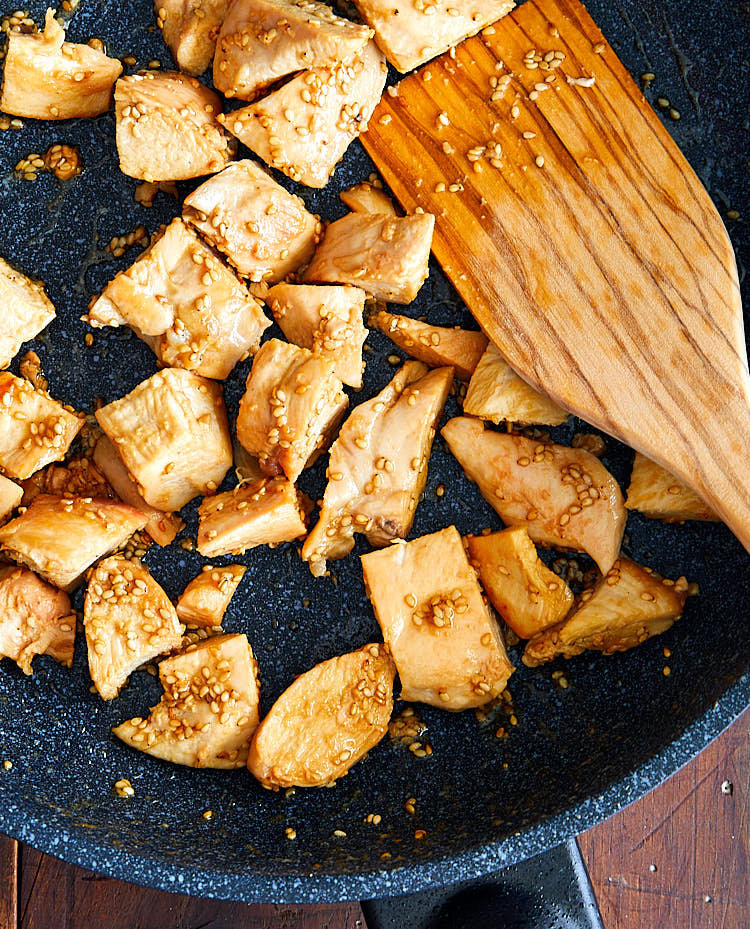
304 211 435 304
0 9 122 119
156 0 230 76
95 368 233 513
340 181 396 216
302 362 452 577
248 643 394 788
0 257 56 370
361 527 514 710
114 634 260 768
0 476 23 524
176 565 246 628
626 452 719 523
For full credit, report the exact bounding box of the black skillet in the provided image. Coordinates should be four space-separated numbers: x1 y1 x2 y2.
0 0 747 920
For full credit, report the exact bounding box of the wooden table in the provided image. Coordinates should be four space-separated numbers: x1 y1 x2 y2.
1 707 746 929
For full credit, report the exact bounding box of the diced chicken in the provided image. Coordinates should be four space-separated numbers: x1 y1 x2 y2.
247 643 394 788
361 527 514 710
0 565 75 675
176 565 246 628
352 0 515 73
626 452 719 523
197 477 309 558
523 558 690 666
466 527 574 639
183 160 320 283
0 494 147 591
115 71 235 182
265 284 367 388
464 343 568 425
214 0 373 101
95 368 233 513
87 218 270 379
114 634 260 768
236 339 348 482
20 457 113 506
0 257 56 370
0 372 84 480
340 181 396 216
442 417 626 574
219 41 387 188
304 212 434 303
302 362 451 576
156 0 230 76
370 309 488 381
0 476 23 524
0 10 122 119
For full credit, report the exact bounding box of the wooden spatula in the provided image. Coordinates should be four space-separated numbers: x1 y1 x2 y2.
361 0 750 552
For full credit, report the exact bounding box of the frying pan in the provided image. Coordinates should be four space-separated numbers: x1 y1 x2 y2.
0 0 747 913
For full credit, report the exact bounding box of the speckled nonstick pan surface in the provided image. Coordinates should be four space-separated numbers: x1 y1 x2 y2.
0 0 747 904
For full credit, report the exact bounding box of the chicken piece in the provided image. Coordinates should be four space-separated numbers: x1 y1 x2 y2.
0 494 147 591
466 527 574 639
352 0 515 73
626 452 719 523
219 41 387 188
0 373 83 480
361 527 514 710
370 310 488 382
304 212 434 304
214 0 373 101
248 643 394 788
442 417 626 574
87 218 270 379
183 160 320 283
236 339 348 483
302 362 451 577
265 284 367 388
176 564 246 628
95 368 233 513
523 559 690 666
0 257 56 370
340 181 396 216
156 0 230 76
0 476 23 524
0 10 122 119
115 71 235 182
464 343 568 426
20 457 113 507
197 477 309 558
114 634 260 768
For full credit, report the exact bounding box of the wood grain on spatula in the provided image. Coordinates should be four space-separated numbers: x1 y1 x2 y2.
362 0 750 551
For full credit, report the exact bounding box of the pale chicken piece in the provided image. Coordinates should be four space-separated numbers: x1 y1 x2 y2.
0 373 84 480
523 558 690 666
304 212 435 304
214 0 373 101
0 10 122 119
95 368 233 513
0 257 56 370
197 477 309 558
302 362 452 577
0 494 147 591
236 339 348 482
248 643 394 788
361 527 514 710
340 181 396 216
176 564 246 628
626 452 720 523
84 555 183 700
219 41 387 188
115 71 235 182
156 0 230 76
466 527 574 639
0 565 75 675
0 476 23 524
464 343 568 426
442 417 626 574
265 284 367 388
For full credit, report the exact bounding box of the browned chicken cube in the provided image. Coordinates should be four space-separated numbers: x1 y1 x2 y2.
20 456 113 507
466 527 574 639
0 565 75 675
0 373 83 480
523 559 690 666
156 0 230 76
95 368 233 513
626 452 719 523
265 284 367 388
302 362 451 577
0 476 23 524
114 633 260 768
0 10 122 119
214 0 373 101
115 71 235 182
236 339 348 482
218 41 387 188
0 494 147 591
304 212 434 303
87 218 270 379
0 257 56 370
340 181 396 216
361 527 514 710
248 643 394 788
176 564 246 628
183 160 320 283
